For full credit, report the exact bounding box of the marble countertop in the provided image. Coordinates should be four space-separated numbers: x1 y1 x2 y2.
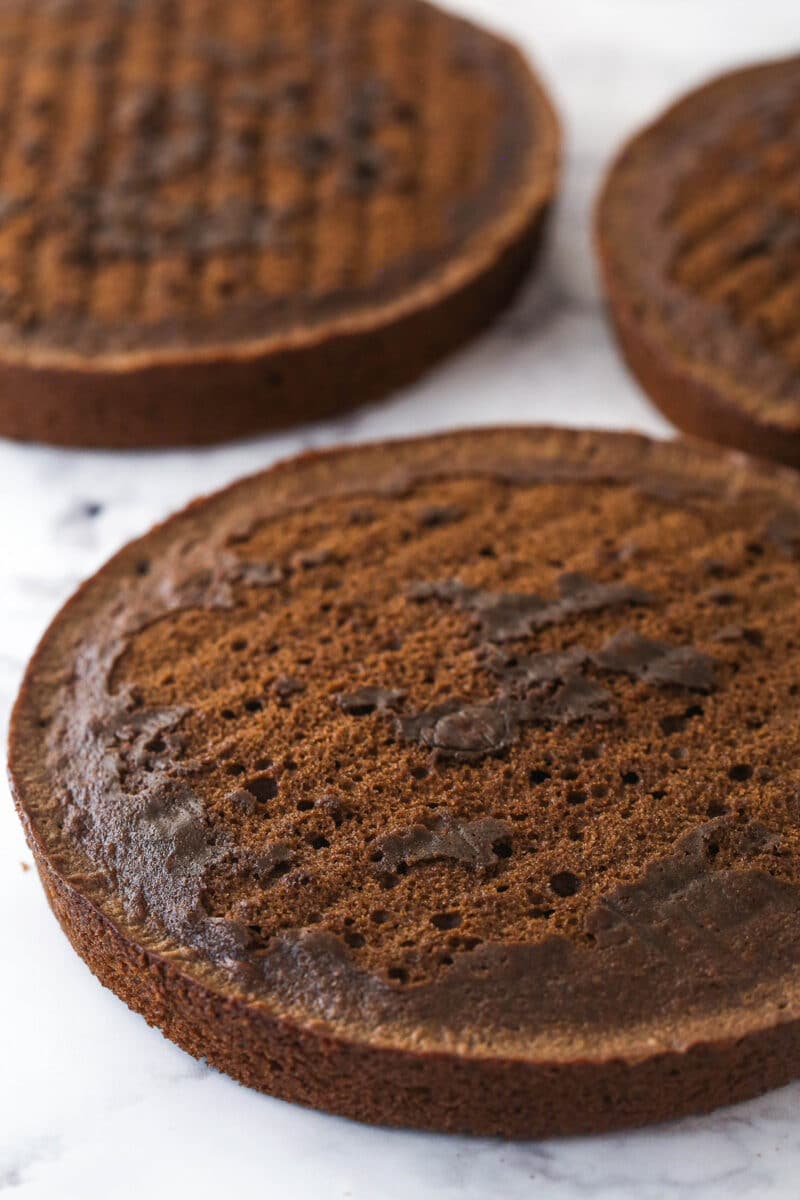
3 2 800 1196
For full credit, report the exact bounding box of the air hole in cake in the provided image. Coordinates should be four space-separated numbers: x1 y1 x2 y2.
550 871 580 897
431 911 461 930
394 100 417 123
729 763 753 782
567 789 587 806
246 774 279 802
529 768 551 786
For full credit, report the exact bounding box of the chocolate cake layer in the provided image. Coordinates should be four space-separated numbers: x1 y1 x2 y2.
13 427 800 1135
0 0 558 445
598 57 800 467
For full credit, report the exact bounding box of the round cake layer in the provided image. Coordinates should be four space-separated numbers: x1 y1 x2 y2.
13 427 800 1135
0 0 558 445
597 57 800 466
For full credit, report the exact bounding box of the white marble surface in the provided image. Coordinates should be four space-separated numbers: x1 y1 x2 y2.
3 2 800 1196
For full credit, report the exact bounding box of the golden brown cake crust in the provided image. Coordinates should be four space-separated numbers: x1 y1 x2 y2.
597 57 800 467
0 0 559 447
14 427 800 1136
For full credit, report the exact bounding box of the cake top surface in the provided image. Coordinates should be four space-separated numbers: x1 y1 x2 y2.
0 0 554 363
13 427 800 1060
599 56 800 430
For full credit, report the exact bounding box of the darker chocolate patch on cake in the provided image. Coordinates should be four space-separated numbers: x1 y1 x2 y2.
594 630 716 693
383 604 714 765
336 687 405 716
416 504 465 528
409 570 651 642
254 818 799 1033
272 676 306 704
373 813 513 874
483 644 592 686
536 675 616 724
245 842 294 882
229 561 285 587
765 508 800 557
396 699 522 762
